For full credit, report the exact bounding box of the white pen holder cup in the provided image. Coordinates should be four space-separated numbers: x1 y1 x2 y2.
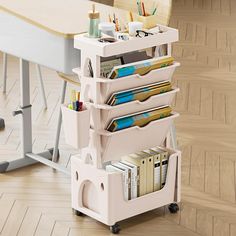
128 21 143 36
61 104 90 149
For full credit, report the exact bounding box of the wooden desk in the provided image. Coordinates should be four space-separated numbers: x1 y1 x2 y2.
0 0 128 173
0 0 128 73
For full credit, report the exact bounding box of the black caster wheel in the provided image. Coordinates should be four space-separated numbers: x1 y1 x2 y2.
0 118 5 131
73 209 84 217
110 223 120 234
168 203 179 214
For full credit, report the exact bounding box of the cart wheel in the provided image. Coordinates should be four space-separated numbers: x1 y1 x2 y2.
168 203 179 214
0 118 5 131
110 223 120 234
73 209 84 217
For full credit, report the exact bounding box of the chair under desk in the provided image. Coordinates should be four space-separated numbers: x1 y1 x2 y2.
0 0 128 173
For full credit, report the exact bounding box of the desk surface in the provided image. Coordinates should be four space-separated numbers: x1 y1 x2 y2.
0 0 128 38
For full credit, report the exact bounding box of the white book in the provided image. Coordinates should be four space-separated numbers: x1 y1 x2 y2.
113 163 131 200
106 164 130 201
119 161 138 199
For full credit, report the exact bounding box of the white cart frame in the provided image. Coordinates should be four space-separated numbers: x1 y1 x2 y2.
71 24 181 231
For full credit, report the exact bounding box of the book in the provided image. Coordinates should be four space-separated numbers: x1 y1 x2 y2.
151 147 169 188
106 105 172 132
122 153 147 196
143 149 161 191
106 81 172 106
119 161 139 199
112 163 132 200
100 57 124 78
108 56 174 79
105 164 130 200
139 151 154 193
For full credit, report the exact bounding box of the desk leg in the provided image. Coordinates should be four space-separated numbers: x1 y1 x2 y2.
52 80 67 163
20 59 32 156
0 59 70 174
2 53 7 93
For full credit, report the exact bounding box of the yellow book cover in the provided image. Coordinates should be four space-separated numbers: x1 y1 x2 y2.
140 151 154 193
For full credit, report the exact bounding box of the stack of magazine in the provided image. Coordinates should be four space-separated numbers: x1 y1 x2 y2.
105 147 169 201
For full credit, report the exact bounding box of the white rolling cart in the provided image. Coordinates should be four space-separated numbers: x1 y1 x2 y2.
66 24 181 234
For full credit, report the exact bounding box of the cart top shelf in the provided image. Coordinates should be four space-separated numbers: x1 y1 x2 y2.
74 25 179 57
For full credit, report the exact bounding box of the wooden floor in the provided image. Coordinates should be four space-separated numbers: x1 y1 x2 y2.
1 0 236 235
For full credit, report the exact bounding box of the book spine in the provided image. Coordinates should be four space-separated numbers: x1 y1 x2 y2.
154 160 161 191
161 158 168 188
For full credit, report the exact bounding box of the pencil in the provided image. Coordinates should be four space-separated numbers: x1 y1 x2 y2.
129 11 134 22
109 14 112 22
142 2 146 16
115 17 119 31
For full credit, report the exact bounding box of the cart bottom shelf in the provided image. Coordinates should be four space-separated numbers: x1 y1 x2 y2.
71 148 181 227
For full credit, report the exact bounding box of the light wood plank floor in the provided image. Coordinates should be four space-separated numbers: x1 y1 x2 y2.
1 0 236 235
0 57 199 236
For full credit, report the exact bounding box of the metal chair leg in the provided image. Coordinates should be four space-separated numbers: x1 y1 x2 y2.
2 53 7 93
52 80 67 162
36 64 48 109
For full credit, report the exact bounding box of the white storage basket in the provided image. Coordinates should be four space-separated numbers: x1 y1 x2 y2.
74 62 180 104
91 112 179 163
90 87 179 129
61 105 90 149
71 148 181 226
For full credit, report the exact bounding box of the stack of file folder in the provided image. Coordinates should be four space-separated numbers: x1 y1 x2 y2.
105 147 169 200
106 81 172 106
107 105 172 132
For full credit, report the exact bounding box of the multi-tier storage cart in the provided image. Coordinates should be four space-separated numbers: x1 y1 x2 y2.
66 24 181 234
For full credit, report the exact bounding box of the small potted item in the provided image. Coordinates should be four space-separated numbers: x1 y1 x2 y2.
88 4 101 38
